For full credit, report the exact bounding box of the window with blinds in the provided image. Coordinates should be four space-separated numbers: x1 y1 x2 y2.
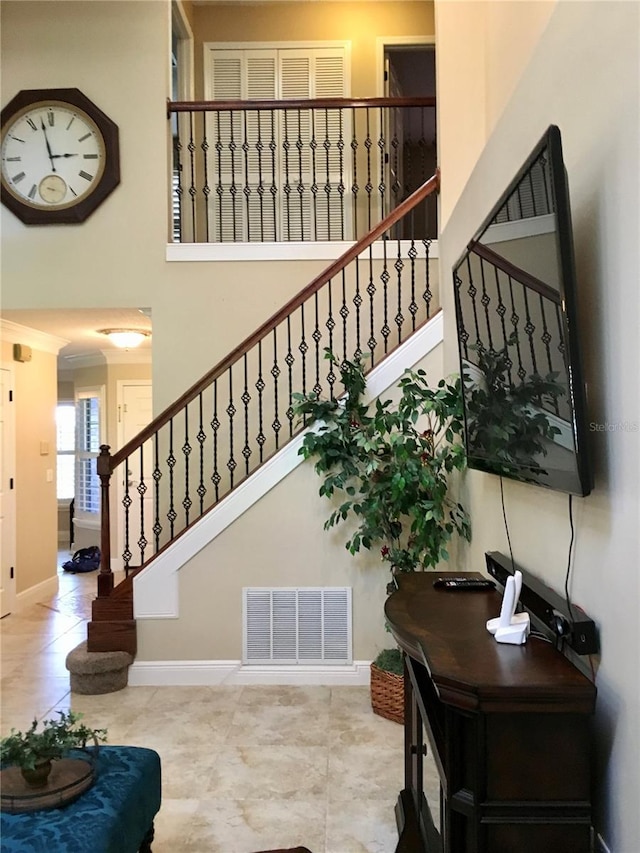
75 390 103 515
205 44 350 242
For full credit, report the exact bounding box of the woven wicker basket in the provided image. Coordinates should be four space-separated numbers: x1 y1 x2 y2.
370 663 404 724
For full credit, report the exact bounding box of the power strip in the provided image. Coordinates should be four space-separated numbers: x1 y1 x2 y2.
485 552 599 655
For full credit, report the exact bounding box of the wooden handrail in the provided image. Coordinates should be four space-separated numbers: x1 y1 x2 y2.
468 240 561 305
110 171 440 469
167 95 436 117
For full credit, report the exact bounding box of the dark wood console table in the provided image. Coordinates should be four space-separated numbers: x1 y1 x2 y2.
385 572 596 853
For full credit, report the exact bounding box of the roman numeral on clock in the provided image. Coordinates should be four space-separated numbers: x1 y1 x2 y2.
79 170 93 182
28 185 37 199
12 171 26 183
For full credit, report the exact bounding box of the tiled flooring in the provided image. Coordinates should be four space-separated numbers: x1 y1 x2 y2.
0 554 440 852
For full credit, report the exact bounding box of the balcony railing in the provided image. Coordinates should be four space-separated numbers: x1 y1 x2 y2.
168 96 436 244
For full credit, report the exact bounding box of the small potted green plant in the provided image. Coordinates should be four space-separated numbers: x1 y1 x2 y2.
293 350 471 721
1 711 107 788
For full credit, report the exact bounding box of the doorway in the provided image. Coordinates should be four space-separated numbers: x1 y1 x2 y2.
379 39 437 238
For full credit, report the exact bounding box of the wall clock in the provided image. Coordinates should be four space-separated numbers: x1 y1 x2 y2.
1 88 120 225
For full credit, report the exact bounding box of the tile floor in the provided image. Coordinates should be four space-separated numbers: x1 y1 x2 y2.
0 553 441 852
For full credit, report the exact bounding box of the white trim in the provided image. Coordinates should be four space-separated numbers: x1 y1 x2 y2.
15 575 58 612
0 320 68 355
133 314 444 620
167 238 439 263
172 2 195 102
128 658 372 687
375 35 436 98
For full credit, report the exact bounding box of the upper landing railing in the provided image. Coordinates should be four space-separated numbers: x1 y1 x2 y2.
168 96 437 244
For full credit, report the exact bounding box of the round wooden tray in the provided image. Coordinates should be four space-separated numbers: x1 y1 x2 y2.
1 757 96 814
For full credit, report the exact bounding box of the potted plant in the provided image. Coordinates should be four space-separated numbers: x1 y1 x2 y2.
1 711 107 788
293 350 471 722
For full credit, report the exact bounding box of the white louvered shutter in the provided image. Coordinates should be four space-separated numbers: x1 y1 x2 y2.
207 45 349 242
279 48 348 240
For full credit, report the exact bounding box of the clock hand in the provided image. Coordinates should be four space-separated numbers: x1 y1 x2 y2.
51 153 79 159
40 119 56 172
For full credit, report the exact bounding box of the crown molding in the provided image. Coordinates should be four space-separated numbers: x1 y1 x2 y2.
1 319 69 355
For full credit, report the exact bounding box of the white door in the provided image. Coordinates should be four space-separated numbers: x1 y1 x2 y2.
0 366 16 617
116 382 153 569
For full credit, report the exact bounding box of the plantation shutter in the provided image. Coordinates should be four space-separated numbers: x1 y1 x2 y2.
207 44 348 242
209 50 278 241
280 48 347 240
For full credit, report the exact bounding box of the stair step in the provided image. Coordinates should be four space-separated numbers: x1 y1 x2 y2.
87 620 137 656
66 640 134 694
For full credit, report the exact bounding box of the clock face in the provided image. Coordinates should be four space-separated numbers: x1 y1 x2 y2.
1 89 119 224
1 101 106 210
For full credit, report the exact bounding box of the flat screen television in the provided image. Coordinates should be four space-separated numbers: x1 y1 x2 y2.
452 125 592 496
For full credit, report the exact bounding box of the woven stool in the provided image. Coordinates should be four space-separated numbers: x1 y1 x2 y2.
66 641 133 694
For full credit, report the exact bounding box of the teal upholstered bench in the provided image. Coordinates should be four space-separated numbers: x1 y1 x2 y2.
1 746 161 853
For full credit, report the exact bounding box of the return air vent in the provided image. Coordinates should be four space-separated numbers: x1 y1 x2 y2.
243 587 352 665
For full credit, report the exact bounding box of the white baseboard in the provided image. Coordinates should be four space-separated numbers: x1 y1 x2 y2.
128 659 372 687
16 576 59 611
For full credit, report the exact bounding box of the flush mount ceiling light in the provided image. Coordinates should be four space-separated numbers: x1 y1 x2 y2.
99 329 151 349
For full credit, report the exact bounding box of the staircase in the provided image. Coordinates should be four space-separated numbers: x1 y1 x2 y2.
87 173 441 656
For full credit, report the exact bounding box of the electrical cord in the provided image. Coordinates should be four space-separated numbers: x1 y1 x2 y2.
499 476 516 573
564 494 575 626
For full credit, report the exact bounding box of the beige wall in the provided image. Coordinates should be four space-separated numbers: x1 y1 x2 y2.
138 341 446 662
436 2 639 850
1 340 58 596
193 1 434 98
435 0 556 226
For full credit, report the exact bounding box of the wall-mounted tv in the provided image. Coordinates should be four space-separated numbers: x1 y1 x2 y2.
453 125 592 496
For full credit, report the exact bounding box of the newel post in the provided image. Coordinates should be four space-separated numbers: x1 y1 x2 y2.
97 444 114 598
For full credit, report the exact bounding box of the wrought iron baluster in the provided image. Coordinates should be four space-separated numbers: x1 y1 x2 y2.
227 366 237 488
122 457 132 570
137 445 148 566
453 272 470 362
299 303 308 400
351 107 359 238
522 283 539 375
340 269 349 363
242 354 252 475
337 109 345 240
197 393 207 514
493 266 511 378
323 108 331 240
211 380 221 502
201 111 211 243
152 432 162 552
256 341 266 463
215 112 224 243
242 110 251 242
296 110 304 241
394 238 405 345
422 239 433 319
256 109 265 242
507 277 526 381
380 238 391 354
313 292 322 395
326 279 336 397
408 239 419 331
479 257 494 352
187 112 197 242
367 245 377 365
354 254 362 359
378 107 386 221
467 257 483 349
229 109 239 241
271 329 281 450
365 109 373 231
310 110 318 241
269 111 277 241
285 317 295 438
182 407 192 527
167 418 177 539
283 110 292 240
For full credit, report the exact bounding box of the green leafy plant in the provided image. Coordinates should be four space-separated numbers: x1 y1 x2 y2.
292 350 471 578
0 711 107 772
463 334 566 482
373 647 404 676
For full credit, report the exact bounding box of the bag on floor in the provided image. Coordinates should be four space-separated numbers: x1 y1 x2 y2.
62 546 101 573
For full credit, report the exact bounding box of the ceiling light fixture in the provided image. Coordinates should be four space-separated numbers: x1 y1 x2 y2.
99 329 151 349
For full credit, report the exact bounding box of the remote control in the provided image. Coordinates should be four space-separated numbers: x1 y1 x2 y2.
433 577 496 590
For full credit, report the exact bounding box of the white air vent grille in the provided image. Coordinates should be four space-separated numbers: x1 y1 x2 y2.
243 587 352 665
